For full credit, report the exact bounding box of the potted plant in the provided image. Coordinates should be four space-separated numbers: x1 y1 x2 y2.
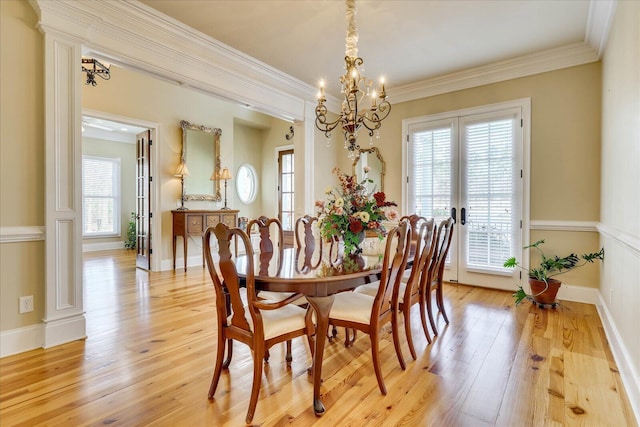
124 212 136 250
503 240 604 306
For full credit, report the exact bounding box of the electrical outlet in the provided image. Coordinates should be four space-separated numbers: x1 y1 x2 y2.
19 295 34 314
609 289 614 305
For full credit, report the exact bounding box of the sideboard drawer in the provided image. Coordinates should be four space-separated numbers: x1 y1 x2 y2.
206 215 221 228
222 214 236 227
187 215 204 233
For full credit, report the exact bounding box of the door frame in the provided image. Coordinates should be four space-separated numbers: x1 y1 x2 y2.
401 98 531 291
83 109 161 271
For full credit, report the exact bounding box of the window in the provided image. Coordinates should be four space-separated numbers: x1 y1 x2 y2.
82 156 121 237
278 149 294 231
236 163 258 204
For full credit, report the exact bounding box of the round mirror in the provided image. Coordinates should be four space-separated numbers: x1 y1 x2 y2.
236 163 258 204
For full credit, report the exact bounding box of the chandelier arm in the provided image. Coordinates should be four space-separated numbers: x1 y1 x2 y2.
315 0 391 158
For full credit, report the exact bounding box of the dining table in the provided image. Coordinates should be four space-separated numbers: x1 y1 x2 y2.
235 246 384 416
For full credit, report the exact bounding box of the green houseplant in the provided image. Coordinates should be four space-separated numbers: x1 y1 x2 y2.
124 212 136 250
503 240 604 306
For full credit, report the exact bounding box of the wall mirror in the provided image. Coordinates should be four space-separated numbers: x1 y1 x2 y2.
352 147 385 193
180 120 222 201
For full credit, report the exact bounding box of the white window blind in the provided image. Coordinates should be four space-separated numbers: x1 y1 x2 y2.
463 118 515 269
408 121 453 222
82 156 121 237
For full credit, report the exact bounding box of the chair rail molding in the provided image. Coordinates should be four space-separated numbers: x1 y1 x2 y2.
597 222 640 257
530 220 599 232
0 226 45 243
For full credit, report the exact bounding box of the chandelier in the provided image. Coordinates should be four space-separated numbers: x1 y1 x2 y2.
315 0 391 159
82 57 111 86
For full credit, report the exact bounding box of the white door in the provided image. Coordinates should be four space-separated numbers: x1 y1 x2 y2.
406 103 525 290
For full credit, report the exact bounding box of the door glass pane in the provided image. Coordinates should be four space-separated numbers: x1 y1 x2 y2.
278 149 294 231
408 123 452 223
463 118 515 270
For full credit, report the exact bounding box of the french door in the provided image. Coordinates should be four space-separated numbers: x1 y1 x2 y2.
405 103 526 289
278 149 294 248
136 129 153 270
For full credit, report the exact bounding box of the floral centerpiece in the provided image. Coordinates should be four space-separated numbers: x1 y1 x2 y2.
315 167 398 256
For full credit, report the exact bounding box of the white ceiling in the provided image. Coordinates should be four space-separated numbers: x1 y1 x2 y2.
138 0 608 98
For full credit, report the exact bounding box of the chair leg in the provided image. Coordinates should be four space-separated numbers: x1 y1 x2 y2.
246 347 264 424
426 289 439 336
402 304 418 360
285 340 293 367
391 308 407 370
436 282 449 324
222 338 233 369
370 331 387 395
344 328 356 347
418 291 433 344
208 334 227 398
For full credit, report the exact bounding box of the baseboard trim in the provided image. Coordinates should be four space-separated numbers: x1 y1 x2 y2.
462 281 600 305
82 241 126 252
596 292 640 422
42 314 87 349
0 324 43 358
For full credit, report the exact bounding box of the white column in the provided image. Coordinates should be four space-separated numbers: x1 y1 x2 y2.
294 100 317 216
42 31 86 347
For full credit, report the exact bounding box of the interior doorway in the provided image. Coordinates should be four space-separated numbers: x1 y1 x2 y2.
81 110 159 271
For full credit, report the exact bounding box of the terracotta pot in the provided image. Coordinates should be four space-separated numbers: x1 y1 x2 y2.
528 278 562 305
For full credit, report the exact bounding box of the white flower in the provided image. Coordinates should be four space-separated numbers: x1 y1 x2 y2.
334 197 344 208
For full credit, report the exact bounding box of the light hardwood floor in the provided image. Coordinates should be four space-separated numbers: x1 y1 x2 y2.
0 250 636 426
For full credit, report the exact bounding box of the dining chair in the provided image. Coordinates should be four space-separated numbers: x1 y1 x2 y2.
249 216 306 307
399 214 428 262
426 217 455 336
204 223 315 424
294 215 323 272
355 217 437 364
393 218 436 363
247 216 284 277
328 219 412 395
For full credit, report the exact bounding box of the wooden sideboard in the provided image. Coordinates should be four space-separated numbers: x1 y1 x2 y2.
172 209 239 271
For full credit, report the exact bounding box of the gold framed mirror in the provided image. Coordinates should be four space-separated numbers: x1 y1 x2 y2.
352 147 385 193
180 120 222 202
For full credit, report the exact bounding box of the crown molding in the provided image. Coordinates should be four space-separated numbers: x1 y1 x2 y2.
29 0 614 118
585 0 618 59
391 42 599 104
30 0 316 122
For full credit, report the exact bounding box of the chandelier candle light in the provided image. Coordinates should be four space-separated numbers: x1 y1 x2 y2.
315 0 391 159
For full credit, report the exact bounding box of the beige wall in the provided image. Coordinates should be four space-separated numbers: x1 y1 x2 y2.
0 0 45 330
600 0 640 394
232 122 264 220
81 137 137 248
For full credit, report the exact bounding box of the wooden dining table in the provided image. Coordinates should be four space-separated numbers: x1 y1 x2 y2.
235 247 383 416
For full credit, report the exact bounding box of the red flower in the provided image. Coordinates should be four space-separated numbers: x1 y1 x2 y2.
374 191 397 207
349 218 364 233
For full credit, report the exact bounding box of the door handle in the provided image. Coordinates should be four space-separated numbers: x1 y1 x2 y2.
461 207 466 225
451 207 456 223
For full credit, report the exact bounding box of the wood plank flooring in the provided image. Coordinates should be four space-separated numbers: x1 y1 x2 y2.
0 250 636 426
